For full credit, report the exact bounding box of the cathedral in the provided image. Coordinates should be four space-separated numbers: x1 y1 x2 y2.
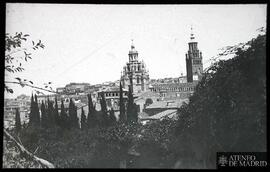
120 40 150 94
185 27 204 82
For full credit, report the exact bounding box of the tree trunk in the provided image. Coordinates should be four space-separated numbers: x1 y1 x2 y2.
120 159 126 168
4 129 55 168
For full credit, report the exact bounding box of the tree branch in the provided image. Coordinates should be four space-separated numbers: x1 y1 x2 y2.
4 129 55 168
5 81 58 94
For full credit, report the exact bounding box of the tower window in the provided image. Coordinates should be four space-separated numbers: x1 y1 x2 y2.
137 77 140 84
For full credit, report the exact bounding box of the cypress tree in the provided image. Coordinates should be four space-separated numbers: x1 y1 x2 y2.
68 99 73 128
15 108 21 132
100 92 109 127
87 94 97 128
60 100 68 129
80 107 87 130
54 96 60 126
127 85 138 123
73 102 79 129
109 108 116 126
100 92 107 114
40 100 47 128
29 93 34 126
68 98 79 129
119 81 126 123
34 94 40 126
47 98 55 127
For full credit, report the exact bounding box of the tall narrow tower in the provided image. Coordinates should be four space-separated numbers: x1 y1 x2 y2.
185 26 203 82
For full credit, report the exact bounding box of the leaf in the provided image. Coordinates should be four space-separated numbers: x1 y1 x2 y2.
24 34 29 37
32 41 34 45
19 83 25 88
15 77 21 82
29 81 33 84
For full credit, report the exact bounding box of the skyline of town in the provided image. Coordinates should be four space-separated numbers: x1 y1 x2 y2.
5 4 266 98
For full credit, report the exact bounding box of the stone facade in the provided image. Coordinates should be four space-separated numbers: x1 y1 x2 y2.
149 81 198 99
121 41 150 94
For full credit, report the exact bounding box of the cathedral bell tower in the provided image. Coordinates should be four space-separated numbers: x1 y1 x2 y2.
185 26 203 82
128 40 138 62
121 40 150 94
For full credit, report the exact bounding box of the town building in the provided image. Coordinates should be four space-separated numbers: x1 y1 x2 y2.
65 82 90 94
149 81 198 99
56 82 90 95
4 94 31 129
97 86 128 111
121 40 150 94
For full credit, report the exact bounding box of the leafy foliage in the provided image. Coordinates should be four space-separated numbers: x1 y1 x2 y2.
174 33 266 168
5 32 44 93
145 98 153 106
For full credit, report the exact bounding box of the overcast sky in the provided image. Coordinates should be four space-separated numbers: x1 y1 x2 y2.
5 4 267 98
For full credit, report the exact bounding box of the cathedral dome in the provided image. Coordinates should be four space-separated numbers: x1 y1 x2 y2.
129 46 138 54
129 40 138 54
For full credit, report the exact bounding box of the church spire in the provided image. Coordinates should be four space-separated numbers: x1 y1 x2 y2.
190 25 195 41
131 39 135 49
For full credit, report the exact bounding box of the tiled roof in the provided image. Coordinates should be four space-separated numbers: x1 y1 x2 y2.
134 91 160 98
152 81 198 88
145 99 189 109
138 112 150 118
141 109 178 120
98 87 128 92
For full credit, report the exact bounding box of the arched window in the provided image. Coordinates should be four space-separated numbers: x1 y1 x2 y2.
137 76 140 84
